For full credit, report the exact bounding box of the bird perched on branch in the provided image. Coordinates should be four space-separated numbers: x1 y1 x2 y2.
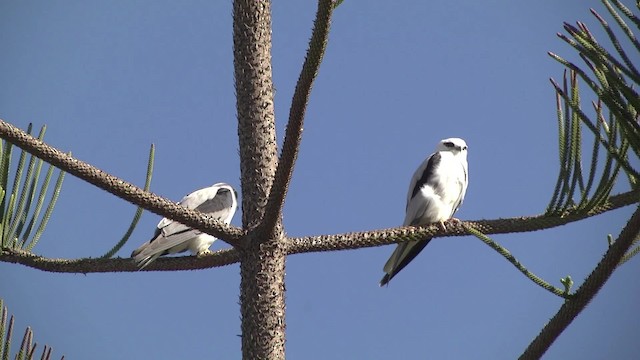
131 182 238 269
380 138 468 286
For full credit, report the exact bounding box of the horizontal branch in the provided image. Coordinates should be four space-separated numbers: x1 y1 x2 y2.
2 189 637 274
0 119 244 247
286 189 639 254
0 248 239 273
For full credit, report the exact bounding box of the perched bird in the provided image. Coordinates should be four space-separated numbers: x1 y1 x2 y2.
131 182 238 269
380 138 468 286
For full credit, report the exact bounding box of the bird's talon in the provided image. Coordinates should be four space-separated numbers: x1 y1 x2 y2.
197 249 212 257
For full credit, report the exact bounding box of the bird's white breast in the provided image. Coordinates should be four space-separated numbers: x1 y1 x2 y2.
187 233 217 254
434 152 467 206
405 151 467 225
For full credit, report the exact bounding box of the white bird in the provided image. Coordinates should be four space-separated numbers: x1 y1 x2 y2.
131 182 238 269
380 138 468 286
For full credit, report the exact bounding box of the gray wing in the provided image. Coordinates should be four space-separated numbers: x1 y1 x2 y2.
450 158 468 217
131 183 237 269
131 229 203 269
190 187 236 222
406 152 442 207
156 184 232 230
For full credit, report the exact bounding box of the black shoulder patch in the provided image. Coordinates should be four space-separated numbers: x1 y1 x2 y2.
410 152 441 199
149 227 162 243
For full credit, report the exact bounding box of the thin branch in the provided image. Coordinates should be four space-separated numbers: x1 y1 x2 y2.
0 247 239 273
0 119 244 247
261 0 335 233
591 7 640 79
601 1 640 54
3 189 637 273
519 204 640 360
618 242 640 266
464 224 570 299
549 78 639 179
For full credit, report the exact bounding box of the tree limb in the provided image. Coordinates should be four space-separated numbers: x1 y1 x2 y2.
0 119 244 247
519 204 640 360
286 189 639 253
3 189 636 273
0 247 239 273
261 0 335 233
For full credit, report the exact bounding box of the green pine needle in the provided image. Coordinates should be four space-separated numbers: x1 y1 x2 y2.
0 124 65 252
100 143 155 259
0 299 62 360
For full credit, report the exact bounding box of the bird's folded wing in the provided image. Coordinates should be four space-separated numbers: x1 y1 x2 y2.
193 193 234 222
156 186 232 231
135 228 201 260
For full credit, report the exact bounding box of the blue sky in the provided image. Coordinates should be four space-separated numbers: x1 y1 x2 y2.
1 1 638 359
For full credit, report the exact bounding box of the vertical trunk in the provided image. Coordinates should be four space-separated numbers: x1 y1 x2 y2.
232 1 285 359
233 0 277 228
239 229 286 359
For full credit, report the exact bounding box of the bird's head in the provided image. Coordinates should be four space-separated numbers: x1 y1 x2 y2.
213 183 238 200
436 138 468 155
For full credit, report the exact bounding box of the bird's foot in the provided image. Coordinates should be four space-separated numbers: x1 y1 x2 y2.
446 217 462 225
196 249 212 257
438 218 462 232
445 218 463 230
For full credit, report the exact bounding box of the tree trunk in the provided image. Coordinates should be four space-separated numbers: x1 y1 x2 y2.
232 0 286 358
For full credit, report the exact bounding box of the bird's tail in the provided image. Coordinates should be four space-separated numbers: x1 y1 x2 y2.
130 234 162 270
379 273 393 287
131 241 160 270
380 237 432 286
130 241 148 258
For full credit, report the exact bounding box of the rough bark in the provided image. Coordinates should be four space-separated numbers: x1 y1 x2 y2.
232 0 286 358
519 204 640 359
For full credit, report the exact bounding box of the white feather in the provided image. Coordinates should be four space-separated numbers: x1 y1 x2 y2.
131 182 238 269
381 138 468 285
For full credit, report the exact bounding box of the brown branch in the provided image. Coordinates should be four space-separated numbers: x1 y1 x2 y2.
519 204 640 360
0 119 244 247
287 189 640 253
261 0 335 233
2 189 637 273
0 247 239 273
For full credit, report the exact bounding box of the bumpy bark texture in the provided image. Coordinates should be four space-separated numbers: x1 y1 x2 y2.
232 1 286 358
